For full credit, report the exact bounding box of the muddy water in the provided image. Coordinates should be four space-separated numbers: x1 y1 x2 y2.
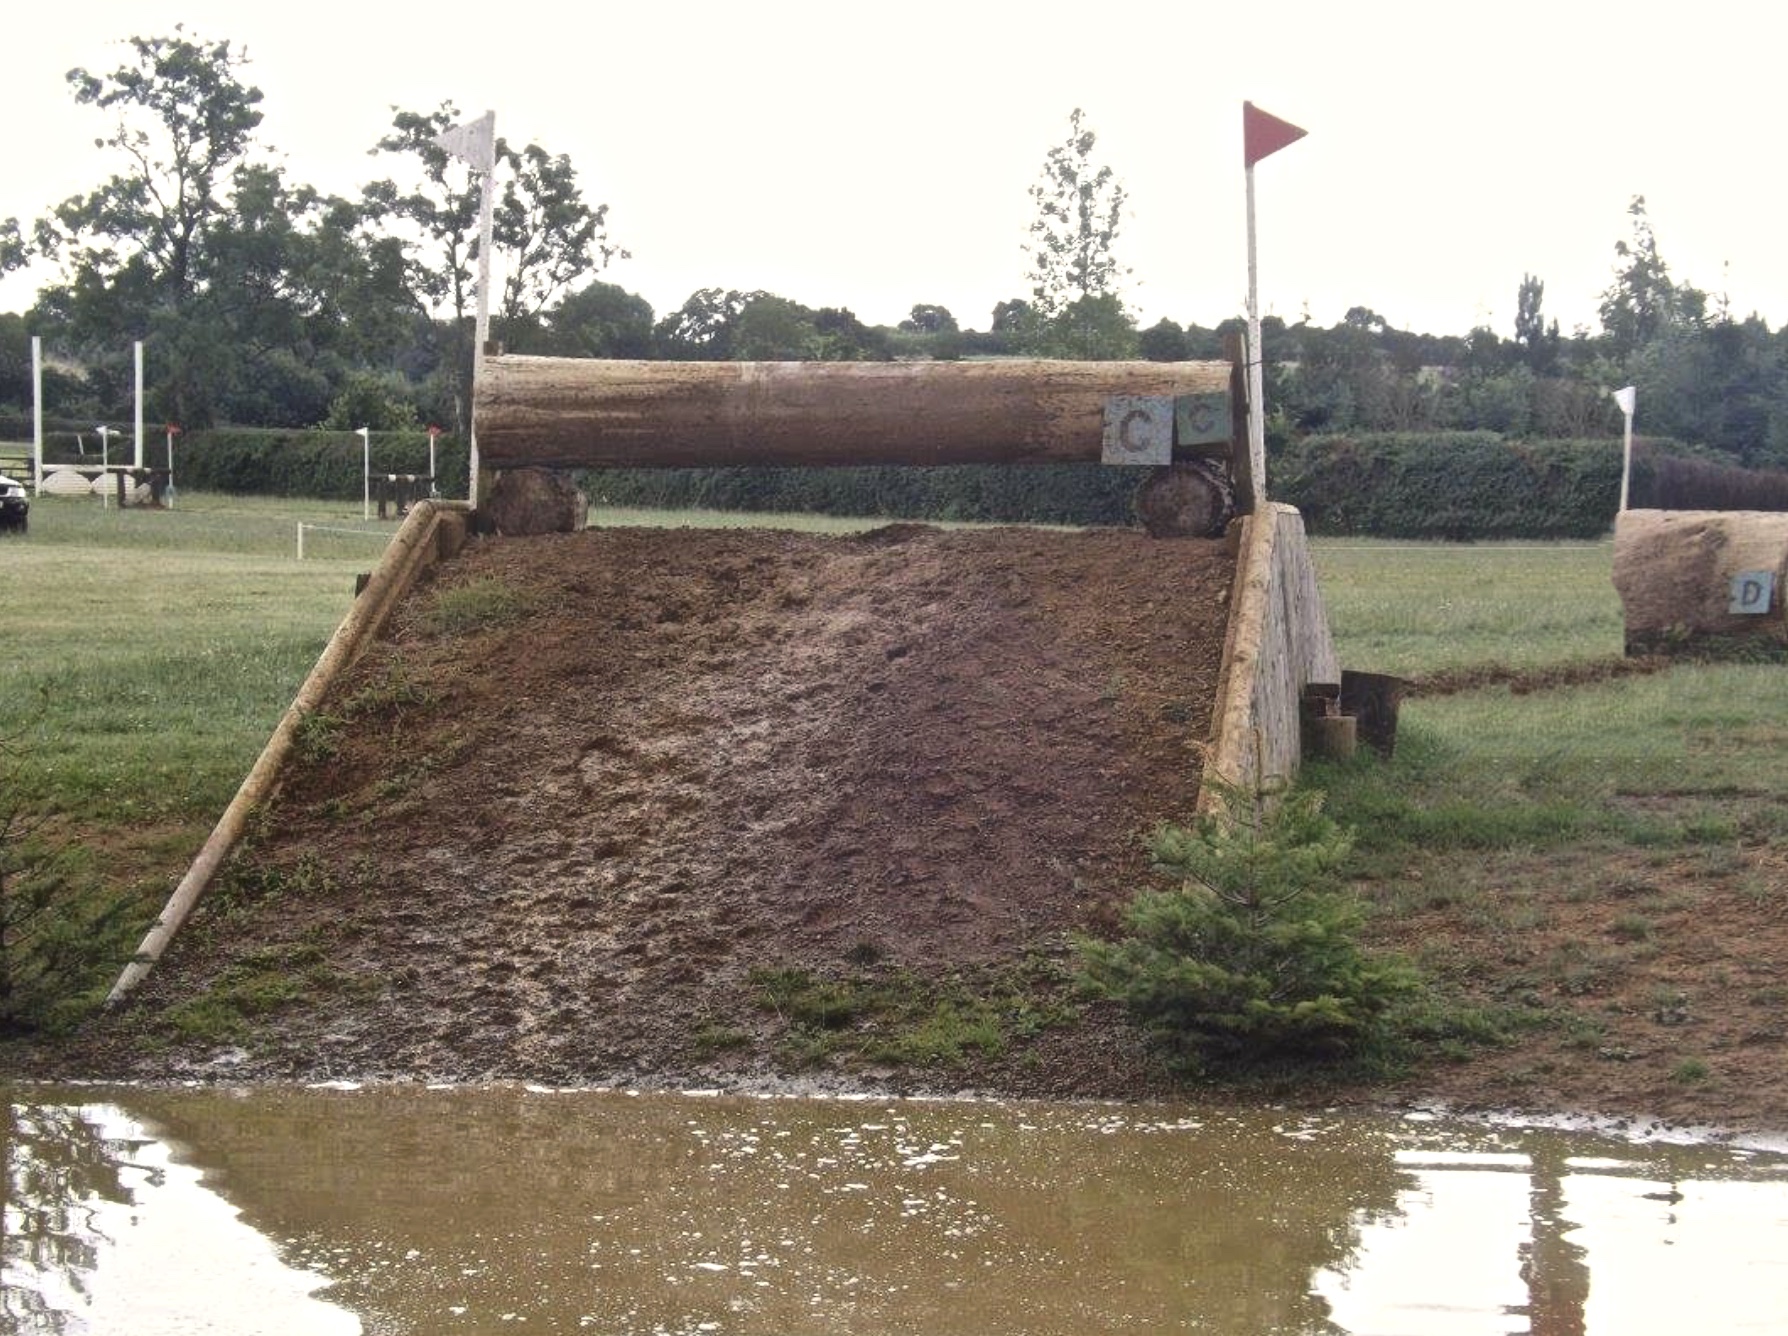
4 1087 1786 1335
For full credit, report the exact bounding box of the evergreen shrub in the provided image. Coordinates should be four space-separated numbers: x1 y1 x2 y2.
1078 786 1420 1072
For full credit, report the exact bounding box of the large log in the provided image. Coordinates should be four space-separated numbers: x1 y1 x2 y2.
476 356 1237 470
1613 509 1788 654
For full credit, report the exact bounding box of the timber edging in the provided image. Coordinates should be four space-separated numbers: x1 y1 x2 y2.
1199 503 1339 814
106 501 471 1005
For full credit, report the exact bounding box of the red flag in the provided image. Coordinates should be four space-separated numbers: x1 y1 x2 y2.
1243 102 1307 168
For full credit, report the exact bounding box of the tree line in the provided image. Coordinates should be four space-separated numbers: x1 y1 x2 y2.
3 34 1786 477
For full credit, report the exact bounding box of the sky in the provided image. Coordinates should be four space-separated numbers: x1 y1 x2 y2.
3 0 1785 341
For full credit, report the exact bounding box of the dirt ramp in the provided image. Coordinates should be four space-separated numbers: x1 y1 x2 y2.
125 525 1233 1086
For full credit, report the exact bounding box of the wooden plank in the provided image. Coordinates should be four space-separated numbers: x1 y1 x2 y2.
476 356 1236 470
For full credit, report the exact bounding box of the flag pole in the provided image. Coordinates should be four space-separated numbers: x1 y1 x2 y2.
1613 386 1637 511
432 110 498 510
1245 160 1266 506
470 124 496 510
1239 102 1305 512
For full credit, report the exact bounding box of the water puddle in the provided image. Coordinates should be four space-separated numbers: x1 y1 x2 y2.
3 1085 1785 1334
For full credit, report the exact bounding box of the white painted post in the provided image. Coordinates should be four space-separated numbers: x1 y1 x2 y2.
31 336 42 495
357 426 372 522
1613 386 1637 512
1245 162 1266 504
471 135 495 510
165 425 178 507
297 522 305 561
133 340 145 468
432 112 497 508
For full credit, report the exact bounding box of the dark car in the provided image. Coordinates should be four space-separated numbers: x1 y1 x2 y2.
0 473 28 533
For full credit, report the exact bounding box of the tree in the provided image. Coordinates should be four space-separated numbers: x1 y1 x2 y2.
495 143 625 329
1513 273 1560 373
25 32 419 427
1598 196 1682 359
1138 318 1189 362
898 304 957 334
1021 109 1136 357
543 280 655 359
1078 785 1421 1073
367 102 625 420
654 287 757 359
1025 108 1129 315
32 31 267 424
990 297 1033 333
40 31 264 313
0 220 23 276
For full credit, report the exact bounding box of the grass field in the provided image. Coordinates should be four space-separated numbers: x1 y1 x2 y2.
4 497 1784 1118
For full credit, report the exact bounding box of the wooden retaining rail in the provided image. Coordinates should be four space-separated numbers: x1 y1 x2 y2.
106 501 470 1005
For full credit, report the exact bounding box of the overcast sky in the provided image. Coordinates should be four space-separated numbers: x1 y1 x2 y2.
3 0 1783 340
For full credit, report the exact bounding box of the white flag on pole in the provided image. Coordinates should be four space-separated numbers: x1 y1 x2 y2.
432 111 496 173
1612 385 1636 416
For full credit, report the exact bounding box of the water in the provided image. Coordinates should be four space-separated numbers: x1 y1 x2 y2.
4 1085 1786 1335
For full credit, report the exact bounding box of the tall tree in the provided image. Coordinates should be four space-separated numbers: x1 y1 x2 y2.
1513 273 1560 373
1020 109 1135 358
543 280 655 359
1025 108 1128 314
1598 196 1683 359
40 31 264 314
0 220 24 276
32 31 267 423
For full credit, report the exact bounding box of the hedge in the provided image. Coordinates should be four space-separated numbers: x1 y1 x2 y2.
157 428 469 501
19 417 1780 537
585 463 1143 527
1268 433 1623 539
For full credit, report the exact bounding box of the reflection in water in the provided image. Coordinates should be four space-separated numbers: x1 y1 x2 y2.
1 1100 358 1335
2 1086 1786 1335
1 1104 141 1334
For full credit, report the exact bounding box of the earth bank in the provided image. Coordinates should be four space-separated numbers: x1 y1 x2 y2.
32 522 1788 1136
61 524 1229 1096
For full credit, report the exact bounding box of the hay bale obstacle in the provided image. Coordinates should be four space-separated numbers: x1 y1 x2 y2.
1613 509 1788 657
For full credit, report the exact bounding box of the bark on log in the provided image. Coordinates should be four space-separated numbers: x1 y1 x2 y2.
476 356 1236 470
1612 509 1788 654
1135 461 1235 538
480 467 589 535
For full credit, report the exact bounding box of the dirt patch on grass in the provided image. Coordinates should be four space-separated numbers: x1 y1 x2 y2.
1410 655 1672 697
1349 827 1788 1132
58 524 1228 1097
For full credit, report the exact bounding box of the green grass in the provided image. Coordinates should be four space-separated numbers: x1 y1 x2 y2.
1309 533 1788 860
748 962 1072 1069
1312 538 1622 676
415 577 540 636
2 494 378 821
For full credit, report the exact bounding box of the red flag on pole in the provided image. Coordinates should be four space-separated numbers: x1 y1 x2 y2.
1243 102 1307 168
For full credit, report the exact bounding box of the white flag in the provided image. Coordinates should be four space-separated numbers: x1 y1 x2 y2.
431 111 496 173
1612 385 1637 417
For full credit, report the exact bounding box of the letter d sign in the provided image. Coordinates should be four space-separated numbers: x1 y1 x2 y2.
1729 571 1775 615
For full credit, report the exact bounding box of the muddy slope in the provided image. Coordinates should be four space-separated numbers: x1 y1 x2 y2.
83 525 1233 1093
